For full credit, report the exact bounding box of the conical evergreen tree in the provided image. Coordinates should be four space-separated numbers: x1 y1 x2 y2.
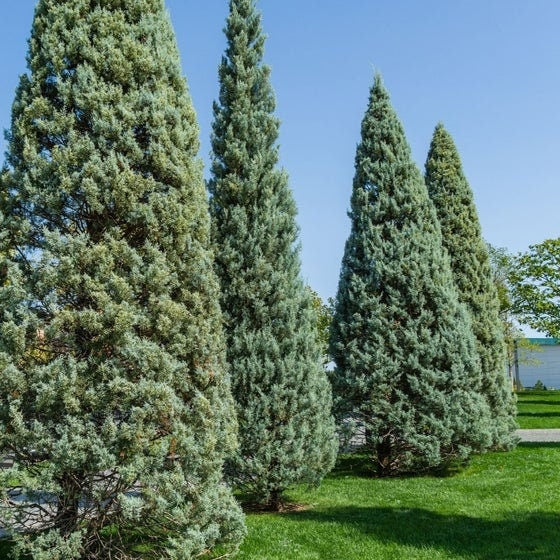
209 0 336 509
0 1 245 558
425 123 517 449
330 76 492 476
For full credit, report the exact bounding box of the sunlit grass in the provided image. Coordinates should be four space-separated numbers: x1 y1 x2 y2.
238 445 560 559
516 389 560 428
2 444 559 559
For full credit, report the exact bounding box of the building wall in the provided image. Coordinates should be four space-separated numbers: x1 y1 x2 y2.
519 345 560 389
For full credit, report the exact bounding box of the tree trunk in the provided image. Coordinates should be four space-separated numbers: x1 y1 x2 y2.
267 489 283 512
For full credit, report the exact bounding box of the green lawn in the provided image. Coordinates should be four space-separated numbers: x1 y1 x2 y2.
516 390 560 429
2 444 558 559
238 446 560 559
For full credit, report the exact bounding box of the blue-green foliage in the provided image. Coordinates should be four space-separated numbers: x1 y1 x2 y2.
330 76 492 475
0 1 244 557
209 0 336 508
425 124 517 450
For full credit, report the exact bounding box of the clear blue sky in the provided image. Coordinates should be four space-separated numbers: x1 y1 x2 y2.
1 1 559 303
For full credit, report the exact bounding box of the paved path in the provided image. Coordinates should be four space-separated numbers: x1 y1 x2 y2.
516 429 560 442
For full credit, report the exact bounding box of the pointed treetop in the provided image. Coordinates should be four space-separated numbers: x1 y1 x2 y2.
352 73 429 225
211 0 279 195
427 122 466 176
222 0 267 75
371 71 387 95
366 72 398 120
358 72 414 168
425 122 479 236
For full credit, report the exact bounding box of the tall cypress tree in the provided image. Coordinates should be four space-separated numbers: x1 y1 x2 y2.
0 1 245 558
209 0 336 509
425 123 517 449
330 76 492 476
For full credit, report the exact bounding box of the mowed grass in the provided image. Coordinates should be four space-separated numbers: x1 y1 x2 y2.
516 390 560 428
238 446 560 560
1 445 558 559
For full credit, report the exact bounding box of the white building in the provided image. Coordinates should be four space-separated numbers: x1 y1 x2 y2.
516 338 560 389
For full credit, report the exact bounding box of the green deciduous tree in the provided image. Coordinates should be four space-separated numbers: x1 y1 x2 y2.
425 124 517 449
509 238 560 338
0 1 244 558
487 244 513 316
209 0 336 509
330 76 492 476
487 243 540 390
308 288 334 366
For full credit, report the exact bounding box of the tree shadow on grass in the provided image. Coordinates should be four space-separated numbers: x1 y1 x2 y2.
328 454 376 479
517 411 560 418
517 399 560 406
518 442 560 449
330 454 467 480
286 507 560 559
